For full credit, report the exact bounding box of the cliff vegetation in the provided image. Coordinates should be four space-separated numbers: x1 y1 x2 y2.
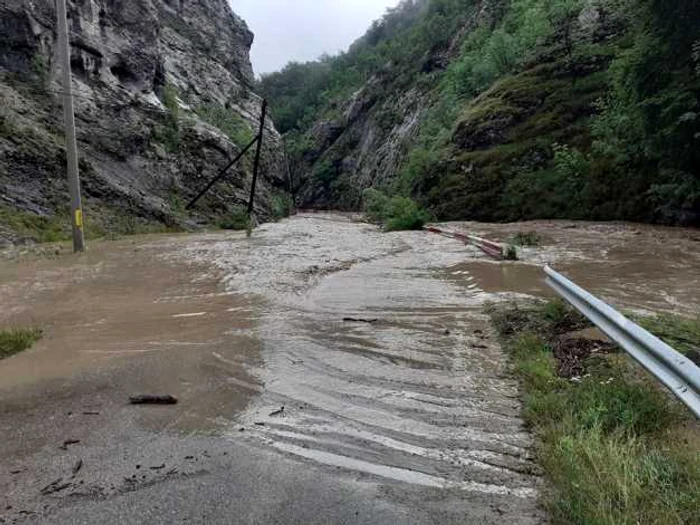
260 0 700 225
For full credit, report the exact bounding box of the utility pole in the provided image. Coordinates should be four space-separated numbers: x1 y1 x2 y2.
56 0 85 252
247 99 267 216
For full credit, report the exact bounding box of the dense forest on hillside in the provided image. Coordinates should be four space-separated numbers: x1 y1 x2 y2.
259 0 700 225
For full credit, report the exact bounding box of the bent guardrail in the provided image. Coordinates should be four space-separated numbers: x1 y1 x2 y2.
424 227 512 260
545 266 700 418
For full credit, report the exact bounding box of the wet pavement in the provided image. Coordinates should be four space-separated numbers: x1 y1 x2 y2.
0 213 698 524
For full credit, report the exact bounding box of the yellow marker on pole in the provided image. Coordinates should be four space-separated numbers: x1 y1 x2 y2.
75 209 83 229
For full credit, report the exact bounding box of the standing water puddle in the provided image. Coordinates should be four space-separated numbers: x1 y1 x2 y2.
446 261 549 297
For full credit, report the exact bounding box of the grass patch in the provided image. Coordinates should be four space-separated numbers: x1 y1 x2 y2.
489 301 699 525
0 328 42 360
0 201 186 245
82 203 184 240
544 426 699 525
0 205 70 243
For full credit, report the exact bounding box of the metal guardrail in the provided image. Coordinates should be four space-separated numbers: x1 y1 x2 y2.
424 227 506 259
545 266 700 418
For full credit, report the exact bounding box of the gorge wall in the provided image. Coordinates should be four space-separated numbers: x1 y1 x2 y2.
1 0 287 245
261 0 700 225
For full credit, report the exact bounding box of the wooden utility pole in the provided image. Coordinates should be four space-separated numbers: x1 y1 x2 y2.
247 99 267 216
56 0 85 252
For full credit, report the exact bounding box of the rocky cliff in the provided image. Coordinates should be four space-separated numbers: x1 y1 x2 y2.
286 0 504 211
1 0 287 245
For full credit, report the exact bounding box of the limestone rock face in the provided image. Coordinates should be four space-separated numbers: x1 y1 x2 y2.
297 69 428 210
1 0 286 241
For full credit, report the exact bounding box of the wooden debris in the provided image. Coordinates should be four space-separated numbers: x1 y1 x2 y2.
59 439 80 451
343 317 378 324
129 395 178 405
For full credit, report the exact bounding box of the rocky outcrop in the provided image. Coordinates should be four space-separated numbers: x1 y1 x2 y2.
291 2 496 210
0 0 287 243
299 75 427 209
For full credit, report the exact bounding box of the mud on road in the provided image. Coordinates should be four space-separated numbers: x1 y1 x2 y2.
0 213 698 524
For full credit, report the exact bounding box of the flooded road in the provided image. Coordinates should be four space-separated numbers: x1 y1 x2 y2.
0 213 698 524
183 217 540 502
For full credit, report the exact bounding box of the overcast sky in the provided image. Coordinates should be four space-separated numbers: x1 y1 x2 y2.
231 0 400 76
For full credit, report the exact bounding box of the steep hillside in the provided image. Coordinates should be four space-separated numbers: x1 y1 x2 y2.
260 0 700 225
0 0 287 245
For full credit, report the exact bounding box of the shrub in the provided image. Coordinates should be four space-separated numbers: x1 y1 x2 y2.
384 196 430 231
396 146 441 197
362 189 430 231
163 83 179 118
219 205 251 231
154 83 181 153
362 188 390 223
196 104 255 146
31 53 48 91
510 231 542 246
648 170 700 225
503 245 519 260
553 143 590 180
271 193 294 221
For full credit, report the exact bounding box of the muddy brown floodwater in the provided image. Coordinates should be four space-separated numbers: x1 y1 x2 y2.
0 236 262 433
453 219 700 315
0 213 698 524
